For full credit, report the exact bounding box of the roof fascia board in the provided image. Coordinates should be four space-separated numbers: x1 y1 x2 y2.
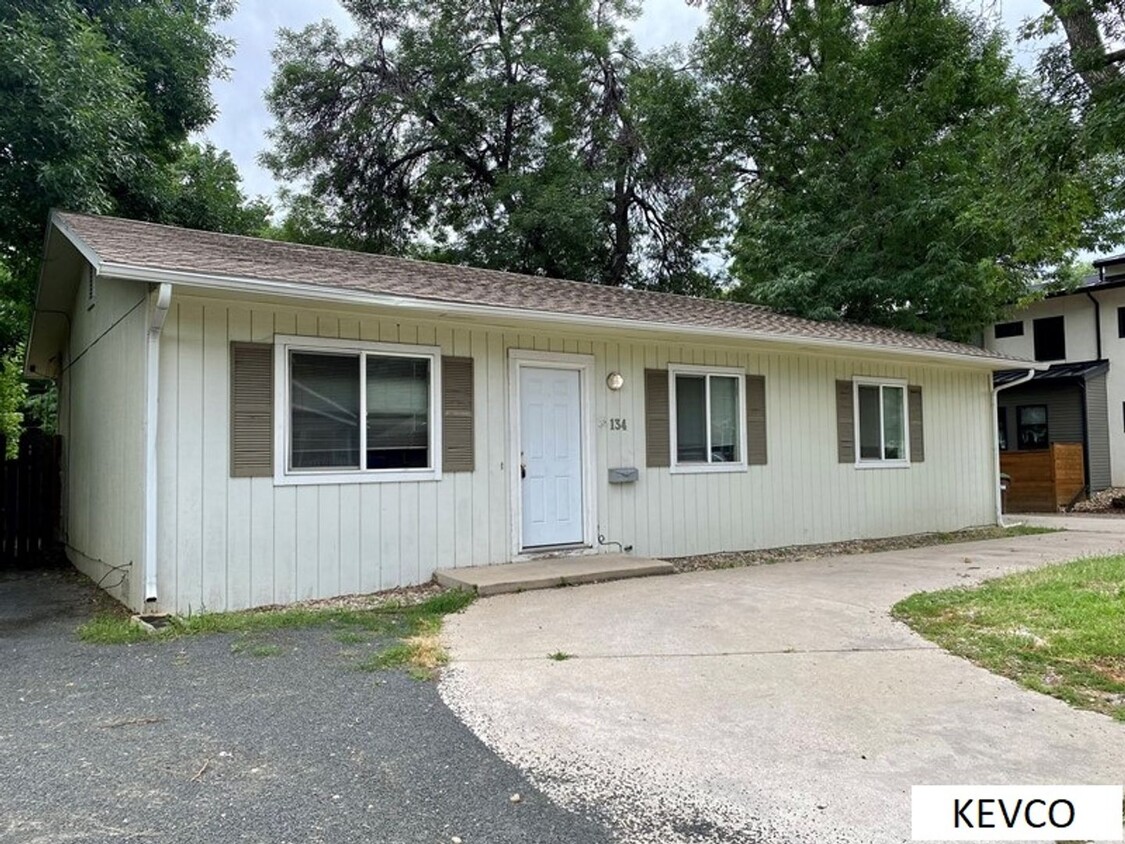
94 260 1038 371
49 211 104 276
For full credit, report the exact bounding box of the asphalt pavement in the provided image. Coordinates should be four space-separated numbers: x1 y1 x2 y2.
0 565 610 844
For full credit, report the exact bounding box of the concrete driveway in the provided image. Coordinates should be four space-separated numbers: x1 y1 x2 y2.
440 525 1125 844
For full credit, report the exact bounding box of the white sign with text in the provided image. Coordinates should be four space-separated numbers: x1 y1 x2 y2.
912 785 1123 841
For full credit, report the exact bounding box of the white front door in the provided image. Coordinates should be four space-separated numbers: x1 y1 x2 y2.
519 366 584 549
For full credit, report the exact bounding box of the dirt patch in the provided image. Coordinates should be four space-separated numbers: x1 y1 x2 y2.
252 581 447 613
1091 657 1125 685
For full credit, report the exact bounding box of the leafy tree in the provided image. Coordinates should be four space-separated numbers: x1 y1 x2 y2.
700 0 1121 340
0 0 267 348
263 0 730 293
0 348 28 458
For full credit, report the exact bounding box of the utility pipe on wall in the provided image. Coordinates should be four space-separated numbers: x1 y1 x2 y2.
143 283 172 604
992 367 1036 526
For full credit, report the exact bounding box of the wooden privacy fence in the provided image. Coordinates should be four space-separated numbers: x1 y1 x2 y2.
1000 443 1085 513
0 430 60 565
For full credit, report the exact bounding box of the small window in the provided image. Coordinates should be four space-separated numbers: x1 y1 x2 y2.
1117 307 1125 339
278 336 440 484
1032 316 1066 362
998 406 1008 451
1017 405 1049 450
855 379 908 465
994 321 1023 339
670 366 745 471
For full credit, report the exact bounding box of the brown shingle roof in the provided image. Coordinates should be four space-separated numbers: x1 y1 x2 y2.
54 212 1023 365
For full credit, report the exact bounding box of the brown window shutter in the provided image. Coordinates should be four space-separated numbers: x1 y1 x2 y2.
230 342 273 478
645 368 670 468
745 374 767 465
836 379 855 464
442 356 474 472
908 385 925 462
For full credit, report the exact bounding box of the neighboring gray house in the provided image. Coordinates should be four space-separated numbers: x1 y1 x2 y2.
985 257 1125 493
28 212 1028 614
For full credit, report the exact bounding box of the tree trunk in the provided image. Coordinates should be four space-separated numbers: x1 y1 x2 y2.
1044 0 1122 95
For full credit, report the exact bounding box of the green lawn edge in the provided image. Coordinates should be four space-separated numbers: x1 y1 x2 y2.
893 555 1125 721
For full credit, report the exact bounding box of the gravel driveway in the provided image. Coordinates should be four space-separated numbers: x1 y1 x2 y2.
440 526 1125 844
0 566 609 844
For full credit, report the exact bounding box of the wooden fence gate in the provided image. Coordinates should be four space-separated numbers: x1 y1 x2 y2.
0 430 60 566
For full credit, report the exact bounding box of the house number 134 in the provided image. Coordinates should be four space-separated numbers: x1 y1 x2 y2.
610 418 627 431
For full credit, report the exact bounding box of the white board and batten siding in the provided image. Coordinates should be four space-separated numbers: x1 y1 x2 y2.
155 292 996 614
59 273 148 608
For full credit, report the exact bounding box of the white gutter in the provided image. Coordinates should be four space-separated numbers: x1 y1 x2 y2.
993 368 1037 526
142 282 172 604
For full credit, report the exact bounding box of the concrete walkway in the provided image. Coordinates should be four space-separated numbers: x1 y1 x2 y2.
435 554 673 595
439 525 1125 844
1009 511 1125 532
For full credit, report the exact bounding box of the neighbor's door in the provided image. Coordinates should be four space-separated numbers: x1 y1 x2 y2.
519 366 584 549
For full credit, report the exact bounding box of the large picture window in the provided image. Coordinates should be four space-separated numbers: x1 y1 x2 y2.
276 336 441 484
669 366 746 472
855 379 909 465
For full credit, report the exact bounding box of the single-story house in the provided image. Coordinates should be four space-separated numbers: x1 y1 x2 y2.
27 212 1032 614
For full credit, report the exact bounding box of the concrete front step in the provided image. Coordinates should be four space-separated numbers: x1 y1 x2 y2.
435 554 674 596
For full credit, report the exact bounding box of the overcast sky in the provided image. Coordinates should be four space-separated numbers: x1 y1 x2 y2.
201 0 1050 204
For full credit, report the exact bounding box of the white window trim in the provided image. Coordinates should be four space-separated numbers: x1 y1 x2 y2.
853 376 910 469
272 334 442 486
668 363 748 474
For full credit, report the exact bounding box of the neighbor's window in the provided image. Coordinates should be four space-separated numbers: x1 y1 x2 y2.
282 337 439 482
671 367 744 469
998 407 1008 452
855 380 908 464
1017 405 1049 450
994 321 1023 339
1033 316 1066 362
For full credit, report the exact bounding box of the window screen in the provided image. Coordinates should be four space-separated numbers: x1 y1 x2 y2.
673 372 743 465
366 356 430 469
287 348 434 474
857 383 906 462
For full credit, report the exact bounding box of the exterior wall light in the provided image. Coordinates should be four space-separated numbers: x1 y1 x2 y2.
606 372 625 391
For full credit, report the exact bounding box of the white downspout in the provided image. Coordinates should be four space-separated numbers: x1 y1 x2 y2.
993 368 1036 526
143 283 172 604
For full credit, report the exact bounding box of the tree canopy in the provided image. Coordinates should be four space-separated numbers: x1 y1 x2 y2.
263 0 731 294
700 0 1122 341
0 0 268 347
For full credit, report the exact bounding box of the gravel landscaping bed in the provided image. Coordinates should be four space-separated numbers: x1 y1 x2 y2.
668 525 1057 574
1069 487 1125 513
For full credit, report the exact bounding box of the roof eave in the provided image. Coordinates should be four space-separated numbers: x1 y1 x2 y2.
91 260 1030 370
47 215 1032 372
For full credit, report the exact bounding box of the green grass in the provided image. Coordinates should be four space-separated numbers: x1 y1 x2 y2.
77 590 475 677
231 640 283 658
547 650 572 661
893 555 1125 721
